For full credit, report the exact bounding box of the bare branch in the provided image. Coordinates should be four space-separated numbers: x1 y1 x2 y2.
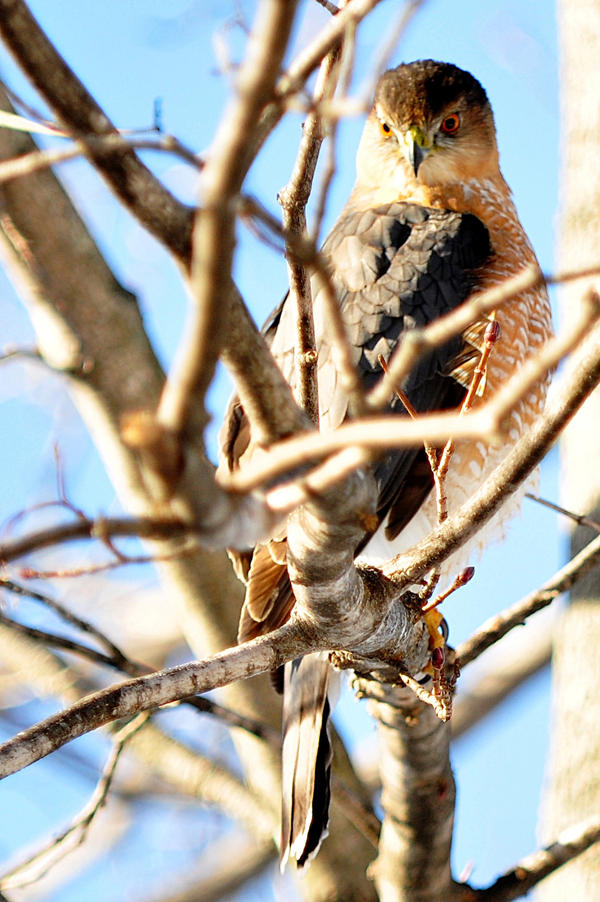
457 532 600 667
275 0 383 104
0 620 312 778
0 0 194 260
225 293 600 494
157 0 300 444
0 714 149 890
469 818 600 901
0 132 202 184
1 578 129 664
279 45 343 424
0 343 42 364
0 511 265 565
525 492 600 532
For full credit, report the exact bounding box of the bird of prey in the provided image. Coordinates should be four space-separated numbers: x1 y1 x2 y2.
221 60 553 868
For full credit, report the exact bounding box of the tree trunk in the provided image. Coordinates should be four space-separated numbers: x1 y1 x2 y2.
539 3 600 897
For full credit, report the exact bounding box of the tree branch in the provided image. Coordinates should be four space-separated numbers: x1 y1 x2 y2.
362 680 456 901
156 0 300 444
0 621 311 778
457 531 600 667
382 317 600 585
469 819 600 901
224 291 600 494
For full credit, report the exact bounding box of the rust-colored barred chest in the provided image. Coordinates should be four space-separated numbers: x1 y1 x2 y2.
421 175 553 423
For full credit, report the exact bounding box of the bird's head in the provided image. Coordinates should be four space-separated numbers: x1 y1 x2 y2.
356 60 500 199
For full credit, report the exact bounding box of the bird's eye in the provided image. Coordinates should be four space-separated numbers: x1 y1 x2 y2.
378 120 392 137
441 113 460 134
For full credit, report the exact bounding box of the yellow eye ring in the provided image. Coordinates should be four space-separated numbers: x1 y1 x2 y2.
441 113 460 134
379 119 392 138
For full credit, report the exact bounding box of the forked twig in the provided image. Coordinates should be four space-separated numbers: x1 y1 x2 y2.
0 714 150 890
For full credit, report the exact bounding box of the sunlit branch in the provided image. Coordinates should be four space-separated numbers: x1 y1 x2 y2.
0 133 202 184
0 588 278 742
225 293 600 494
156 0 300 445
0 714 149 891
279 43 343 424
469 818 600 901
0 620 311 778
457 532 600 667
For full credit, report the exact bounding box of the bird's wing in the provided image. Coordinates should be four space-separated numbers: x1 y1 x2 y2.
220 201 491 865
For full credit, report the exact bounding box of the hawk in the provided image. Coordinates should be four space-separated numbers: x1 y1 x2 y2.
221 60 552 868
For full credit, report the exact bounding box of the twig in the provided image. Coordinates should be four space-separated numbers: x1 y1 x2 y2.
469 818 600 901
457 532 600 667
0 580 123 663
279 45 343 424
0 344 42 364
0 613 133 672
275 0 383 104
225 291 600 495
0 713 149 890
0 133 202 184
157 0 300 445
0 514 190 563
525 492 600 532
18 541 197 580
0 0 194 260
314 0 340 13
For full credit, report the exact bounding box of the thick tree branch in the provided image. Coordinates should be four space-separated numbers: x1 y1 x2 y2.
0 622 310 778
363 681 456 902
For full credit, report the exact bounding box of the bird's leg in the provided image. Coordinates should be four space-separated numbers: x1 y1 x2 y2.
398 646 459 722
434 316 501 492
378 326 495 710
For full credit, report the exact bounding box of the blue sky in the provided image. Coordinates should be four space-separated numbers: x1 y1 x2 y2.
0 2 562 900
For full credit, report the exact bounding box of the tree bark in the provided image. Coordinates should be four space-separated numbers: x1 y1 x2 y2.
539 2 600 897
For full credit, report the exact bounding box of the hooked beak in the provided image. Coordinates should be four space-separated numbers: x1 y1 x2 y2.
406 127 431 177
